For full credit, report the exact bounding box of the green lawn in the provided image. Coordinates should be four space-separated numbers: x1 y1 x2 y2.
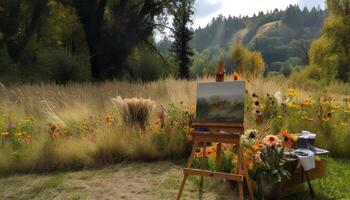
282 158 350 200
0 158 349 200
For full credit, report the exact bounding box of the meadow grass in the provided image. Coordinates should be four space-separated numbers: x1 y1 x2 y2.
0 77 349 174
0 158 348 200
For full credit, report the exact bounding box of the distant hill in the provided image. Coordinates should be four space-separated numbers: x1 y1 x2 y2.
157 5 326 74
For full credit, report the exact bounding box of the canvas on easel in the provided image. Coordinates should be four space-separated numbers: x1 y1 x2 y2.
177 81 254 200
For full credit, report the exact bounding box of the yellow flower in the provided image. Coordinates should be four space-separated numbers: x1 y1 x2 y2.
287 101 297 108
1 132 9 136
287 88 300 98
15 132 23 137
340 122 348 126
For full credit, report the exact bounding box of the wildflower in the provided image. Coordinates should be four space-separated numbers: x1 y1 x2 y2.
340 122 348 126
233 72 240 80
207 148 216 157
252 93 258 98
262 135 281 147
1 132 9 136
157 105 165 128
274 91 283 105
186 134 193 141
254 101 260 106
279 129 289 137
252 143 265 151
15 132 23 137
287 101 297 108
288 88 300 98
242 129 258 144
255 109 261 115
105 115 113 123
277 115 283 119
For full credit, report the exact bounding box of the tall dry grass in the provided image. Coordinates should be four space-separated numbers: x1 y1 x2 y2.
1 76 348 174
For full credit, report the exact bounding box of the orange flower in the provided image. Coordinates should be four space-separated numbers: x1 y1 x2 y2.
279 130 298 148
262 135 280 147
252 143 265 151
186 134 193 141
279 130 289 137
207 148 216 157
233 72 240 80
105 115 113 123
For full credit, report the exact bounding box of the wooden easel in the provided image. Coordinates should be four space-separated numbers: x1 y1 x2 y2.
176 61 254 200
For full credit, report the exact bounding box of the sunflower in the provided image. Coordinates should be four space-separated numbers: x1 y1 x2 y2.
254 101 260 106
279 130 298 148
279 129 289 137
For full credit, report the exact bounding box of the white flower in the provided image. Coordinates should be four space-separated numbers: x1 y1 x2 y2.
242 129 258 145
274 91 283 105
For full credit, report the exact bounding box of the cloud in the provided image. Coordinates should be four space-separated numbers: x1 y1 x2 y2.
194 0 223 18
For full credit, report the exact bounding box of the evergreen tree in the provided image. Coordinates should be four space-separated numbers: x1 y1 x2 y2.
170 0 194 79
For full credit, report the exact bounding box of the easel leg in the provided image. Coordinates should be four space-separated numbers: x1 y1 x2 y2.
216 143 222 170
241 150 254 200
200 142 207 187
177 174 188 200
237 147 244 200
177 141 199 200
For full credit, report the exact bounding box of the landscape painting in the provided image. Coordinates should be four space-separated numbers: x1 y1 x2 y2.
196 81 245 124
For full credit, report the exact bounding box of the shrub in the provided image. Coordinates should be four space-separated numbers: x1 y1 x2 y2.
35 48 91 83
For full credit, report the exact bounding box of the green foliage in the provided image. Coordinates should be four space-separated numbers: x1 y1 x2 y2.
231 42 266 77
169 0 195 79
35 48 91 83
307 0 350 82
128 47 177 81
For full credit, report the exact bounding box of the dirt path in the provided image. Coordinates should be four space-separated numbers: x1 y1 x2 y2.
0 162 239 200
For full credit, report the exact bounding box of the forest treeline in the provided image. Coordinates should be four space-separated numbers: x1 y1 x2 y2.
158 4 326 76
0 0 194 82
1 1 349 84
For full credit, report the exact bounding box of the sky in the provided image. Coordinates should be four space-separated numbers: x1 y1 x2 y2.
193 0 325 28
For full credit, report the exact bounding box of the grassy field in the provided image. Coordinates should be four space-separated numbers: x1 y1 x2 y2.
0 77 350 199
0 158 349 200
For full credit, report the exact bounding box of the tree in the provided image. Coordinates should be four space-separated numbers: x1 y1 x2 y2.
170 0 194 79
0 0 48 62
282 5 303 29
62 0 168 80
308 0 350 82
231 42 265 77
58 0 106 80
231 42 248 73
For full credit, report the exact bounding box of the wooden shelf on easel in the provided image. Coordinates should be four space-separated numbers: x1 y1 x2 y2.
176 122 254 200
